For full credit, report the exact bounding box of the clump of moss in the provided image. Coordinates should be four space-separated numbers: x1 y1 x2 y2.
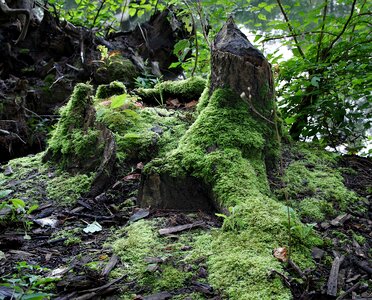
298 197 334 222
95 81 127 99
47 171 94 206
47 83 103 168
136 76 206 103
278 143 359 212
96 55 139 87
141 88 311 299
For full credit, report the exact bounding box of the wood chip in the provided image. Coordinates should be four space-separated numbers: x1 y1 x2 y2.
101 255 119 278
158 221 205 235
327 253 345 296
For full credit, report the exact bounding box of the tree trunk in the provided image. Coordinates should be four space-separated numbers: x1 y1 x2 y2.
138 17 277 211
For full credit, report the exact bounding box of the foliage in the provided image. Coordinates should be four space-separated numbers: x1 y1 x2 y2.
0 261 58 300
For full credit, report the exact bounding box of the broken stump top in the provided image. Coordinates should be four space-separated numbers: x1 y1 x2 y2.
213 17 264 60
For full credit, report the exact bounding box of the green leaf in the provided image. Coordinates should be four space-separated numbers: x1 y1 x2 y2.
311 76 320 87
111 94 127 109
10 198 26 210
257 13 267 21
285 117 296 125
21 293 53 300
169 62 181 69
0 189 12 199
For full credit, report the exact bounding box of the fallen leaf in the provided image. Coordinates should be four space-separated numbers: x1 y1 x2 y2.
185 100 198 108
129 208 150 223
273 247 288 262
33 217 59 228
166 98 180 108
136 162 144 170
123 173 141 181
83 221 102 233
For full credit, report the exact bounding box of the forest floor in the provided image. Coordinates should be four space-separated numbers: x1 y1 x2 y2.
0 99 371 300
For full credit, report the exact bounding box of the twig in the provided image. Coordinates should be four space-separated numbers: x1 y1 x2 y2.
92 0 106 28
316 0 328 62
184 0 198 77
240 91 275 125
0 129 27 144
336 282 361 300
323 0 357 59
275 0 305 59
262 30 337 42
270 269 291 288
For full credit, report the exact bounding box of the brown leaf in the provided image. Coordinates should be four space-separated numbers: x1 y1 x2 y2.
123 173 141 181
185 100 198 108
166 98 181 108
273 247 288 262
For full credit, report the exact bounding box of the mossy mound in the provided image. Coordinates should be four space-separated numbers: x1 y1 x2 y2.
137 88 316 298
136 76 206 104
276 143 360 222
46 83 105 171
0 153 94 207
95 55 139 87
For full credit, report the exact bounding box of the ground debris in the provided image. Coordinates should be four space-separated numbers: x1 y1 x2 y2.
158 221 205 235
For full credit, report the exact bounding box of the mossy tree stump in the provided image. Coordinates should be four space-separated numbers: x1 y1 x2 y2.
138 17 278 211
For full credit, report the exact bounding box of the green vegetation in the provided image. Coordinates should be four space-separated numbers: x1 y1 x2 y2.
47 83 103 168
277 143 359 218
136 76 206 104
0 261 58 299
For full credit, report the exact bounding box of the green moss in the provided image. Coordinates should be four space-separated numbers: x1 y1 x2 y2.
140 88 311 299
95 81 127 99
46 172 94 206
278 143 359 212
155 265 191 290
47 83 103 167
97 56 138 86
298 197 334 222
136 76 206 103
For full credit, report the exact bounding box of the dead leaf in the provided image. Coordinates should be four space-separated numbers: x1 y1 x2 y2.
273 247 288 262
136 162 144 170
166 98 181 108
83 221 102 233
123 173 141 181
185 100 198 108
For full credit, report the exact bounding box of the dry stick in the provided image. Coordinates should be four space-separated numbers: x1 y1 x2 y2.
275 0 305 59
263 30 338 42
336 281 361 300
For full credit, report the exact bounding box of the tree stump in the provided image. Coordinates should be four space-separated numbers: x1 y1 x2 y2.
138 17 277 211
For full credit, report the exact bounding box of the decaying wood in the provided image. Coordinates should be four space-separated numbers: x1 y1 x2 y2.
101 255 119 278
327 252 345 296
158 221 205 235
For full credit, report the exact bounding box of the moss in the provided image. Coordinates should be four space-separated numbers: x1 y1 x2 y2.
52 228 82 246
47 83 103 168
155 265 191 290
97 55 138 86
95 81 127 99
136 76 206 103
140 88 310 299
298 197 334 222
46 172 94 206
278 143 359 212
